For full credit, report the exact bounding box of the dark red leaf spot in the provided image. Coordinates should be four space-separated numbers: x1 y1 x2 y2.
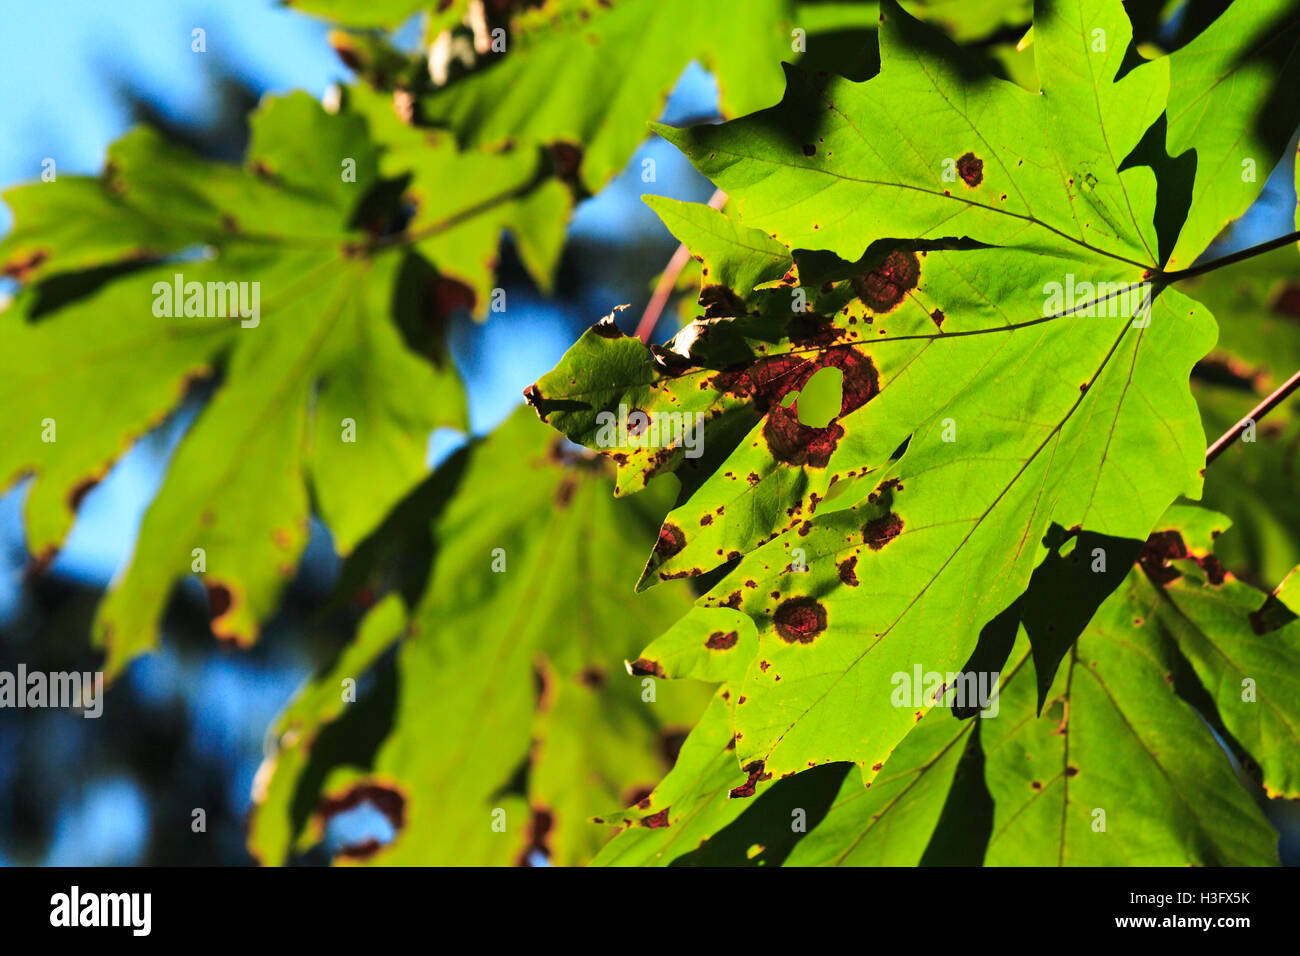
867 477 902 504
773 597 828 644
957 152 983 187
862 513 903 550
705 630 738 650
205 581 233 620
4 248 50 281
1199 554 1226 585
729 761 772 799
654 523 686 561
837 554 859 586
851 250 920 313
639 806 670 832
628 658 666 678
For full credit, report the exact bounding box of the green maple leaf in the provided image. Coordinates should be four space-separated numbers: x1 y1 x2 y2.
528 0 1300 830
1163 0 1300 269
0 93 477 675
419 0 797 192
600 505 1295 865
248 409 711 865
590 688 791 867
347 84 571 308
1131 506 1300 801
983 590 1278 865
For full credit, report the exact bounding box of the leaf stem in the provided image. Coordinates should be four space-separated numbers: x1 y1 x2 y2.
1162 230 1300 283
1205 368 1300 464
635 188 728 344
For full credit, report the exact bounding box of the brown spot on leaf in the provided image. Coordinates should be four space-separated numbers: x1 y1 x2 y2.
773 597 827 644
4 248 49 282
1140 530 1188 580
641 808 671 828
957 152 984 186
205 581 233 620
628 658 665 679
705 630 738 650
930 308 945 328
863 513 903 550
837 554 859 586
867 477 903 504
1199 554 1226 585
763 350 880 467
654 523 686 561
851 250 920 313
1138 529 1224 586
729 761 772 799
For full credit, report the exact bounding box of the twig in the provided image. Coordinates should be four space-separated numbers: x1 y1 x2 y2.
1205 368 1300 464
635 188 728 344
1162 229 1300 284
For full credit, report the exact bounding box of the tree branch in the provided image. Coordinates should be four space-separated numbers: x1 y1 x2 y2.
1205 368 1300 464
1162 230 1300 284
